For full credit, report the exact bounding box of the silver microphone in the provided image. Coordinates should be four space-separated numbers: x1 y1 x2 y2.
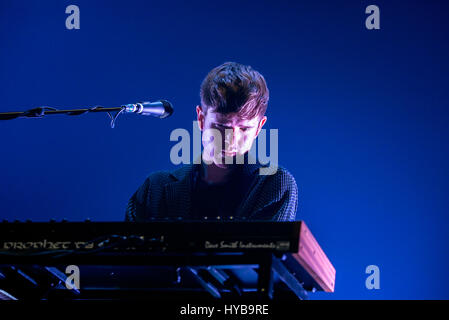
123 100 174 118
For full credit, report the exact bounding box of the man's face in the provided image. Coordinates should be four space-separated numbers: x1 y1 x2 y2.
196 106 267 167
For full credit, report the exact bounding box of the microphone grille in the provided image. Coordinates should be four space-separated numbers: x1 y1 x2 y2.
159 100 174 118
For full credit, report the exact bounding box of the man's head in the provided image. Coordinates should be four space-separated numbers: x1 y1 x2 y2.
196 62 268 167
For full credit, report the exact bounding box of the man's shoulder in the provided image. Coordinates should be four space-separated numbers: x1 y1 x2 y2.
254 164 298 202
276 166 297 184
259 164 297 185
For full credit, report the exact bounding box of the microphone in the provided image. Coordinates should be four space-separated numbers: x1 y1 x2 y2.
123 100 174 118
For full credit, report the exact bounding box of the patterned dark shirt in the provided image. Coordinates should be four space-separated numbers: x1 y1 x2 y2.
190 162 255 219
125 157 298 222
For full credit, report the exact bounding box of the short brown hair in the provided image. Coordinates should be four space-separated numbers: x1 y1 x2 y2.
200 62 269 120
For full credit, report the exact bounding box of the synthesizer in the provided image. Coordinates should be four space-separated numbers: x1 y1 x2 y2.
0 220 335 298
0 220 300 254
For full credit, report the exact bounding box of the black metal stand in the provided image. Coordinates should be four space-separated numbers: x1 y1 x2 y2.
0 105 125 128
0 106 123 120
0 252 308 300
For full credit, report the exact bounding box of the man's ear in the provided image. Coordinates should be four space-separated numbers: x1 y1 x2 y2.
255 116 267 137
196 105 204 131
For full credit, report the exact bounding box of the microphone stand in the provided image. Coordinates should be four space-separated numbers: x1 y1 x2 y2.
0 105 126 128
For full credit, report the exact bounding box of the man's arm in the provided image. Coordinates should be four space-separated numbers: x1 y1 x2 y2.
125 178 151 222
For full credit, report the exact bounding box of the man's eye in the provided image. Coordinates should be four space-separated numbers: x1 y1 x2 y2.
214 124 251 131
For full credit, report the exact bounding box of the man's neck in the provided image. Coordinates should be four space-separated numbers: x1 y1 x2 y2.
201 161 236 185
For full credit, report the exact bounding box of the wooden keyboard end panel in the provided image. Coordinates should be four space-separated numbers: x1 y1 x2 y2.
292 222 336 292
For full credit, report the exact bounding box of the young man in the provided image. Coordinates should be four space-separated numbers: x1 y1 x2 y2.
125 62 298 222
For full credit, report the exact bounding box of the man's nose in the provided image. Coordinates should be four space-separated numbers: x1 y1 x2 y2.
225 128 241 148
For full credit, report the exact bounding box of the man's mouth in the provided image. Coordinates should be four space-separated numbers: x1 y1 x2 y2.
222 151 237 157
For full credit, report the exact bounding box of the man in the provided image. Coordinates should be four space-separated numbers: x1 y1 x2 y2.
125 62 298 222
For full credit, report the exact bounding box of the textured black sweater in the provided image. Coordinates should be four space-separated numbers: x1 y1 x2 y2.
125 159 298 222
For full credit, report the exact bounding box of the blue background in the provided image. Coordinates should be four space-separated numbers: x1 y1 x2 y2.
1 0 448 299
